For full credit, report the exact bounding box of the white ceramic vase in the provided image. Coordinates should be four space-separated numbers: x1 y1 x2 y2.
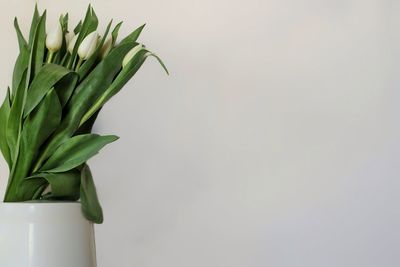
0 202 97 267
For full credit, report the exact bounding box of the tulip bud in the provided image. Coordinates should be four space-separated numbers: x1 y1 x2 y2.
46 22 63 52
122 44 143 68
65 32 75 48
68 34 79 54
100 37 112 59
78 31 98 60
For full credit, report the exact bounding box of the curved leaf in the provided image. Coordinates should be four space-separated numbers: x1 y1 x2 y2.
27 170 80 200
111 22 123 46
31 11 47 78
7 71 27 161
80 164 103 223
24 64 74 116
21 89 62 172
0 88 12 168
119 24 145 46
14 18 27 51
12 44 29 97
39 134 118 173
4 89 61 202
28 4 40 46
54 72 79 107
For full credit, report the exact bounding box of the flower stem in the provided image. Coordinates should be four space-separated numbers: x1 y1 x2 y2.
75 57 84 71
47 51 54 64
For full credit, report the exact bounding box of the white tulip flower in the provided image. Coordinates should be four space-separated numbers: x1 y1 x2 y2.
100 37 112 59
122 44 143 68
78 31 98 60
46 22 63 53
68 34 79 54
65 32 75 48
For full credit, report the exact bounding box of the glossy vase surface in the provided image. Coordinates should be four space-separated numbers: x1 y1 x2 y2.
0 202 96 267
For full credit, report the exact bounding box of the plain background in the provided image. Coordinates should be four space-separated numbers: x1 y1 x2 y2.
1 0 400 266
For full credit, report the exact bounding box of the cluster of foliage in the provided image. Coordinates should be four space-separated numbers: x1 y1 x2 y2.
0 5 167 223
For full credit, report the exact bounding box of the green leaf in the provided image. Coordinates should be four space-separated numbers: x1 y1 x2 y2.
39 134 118 173
119 24 146 46
12 45 29 97
111 22 123 46
147 51 169 75
27 170 80 200
28 4 40 46
20 89 62 173
7 71 27 161
30 11 47 78
74 20 82 34
60 13 69 32
35 41 139 166
0 88 12 168
14 18 28 51
54 72 79 107
4 89 61 202
80 164 103 223
75 109 101 135
24 64 74 116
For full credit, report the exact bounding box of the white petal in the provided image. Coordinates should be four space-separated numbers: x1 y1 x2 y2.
46 22 63 52
65 32 75 48
68 34 79 54
78 31 98 60
100 38 112 59
122 44 143 68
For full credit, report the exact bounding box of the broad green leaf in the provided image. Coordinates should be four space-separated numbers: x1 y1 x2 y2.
21 89 61 174
35 41 139 166
74 20 82 34
30 11 47 78
12 45 29 97
119 24 146 46
60 13 69 32
54 72 79 107
14 18 27 51
27 170 80 200
28 4 40 46
39 134 118 173
77 20 112 80
24 64 74 116
111 21 123 46
7 71 27 161
4 89 61 202
80 164 103 223
32 183 48 200
0 88 12 168
75 109 101 135
4 177 47 202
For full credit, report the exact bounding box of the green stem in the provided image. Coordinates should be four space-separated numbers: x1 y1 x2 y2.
75 57 84 71
47 51 54 64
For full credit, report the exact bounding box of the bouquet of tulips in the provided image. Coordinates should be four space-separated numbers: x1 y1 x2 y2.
0 5 167 223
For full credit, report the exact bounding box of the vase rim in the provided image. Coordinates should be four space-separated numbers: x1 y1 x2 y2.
1 201 80 204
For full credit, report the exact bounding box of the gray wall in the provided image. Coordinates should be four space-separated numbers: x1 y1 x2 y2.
1 0 400 266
